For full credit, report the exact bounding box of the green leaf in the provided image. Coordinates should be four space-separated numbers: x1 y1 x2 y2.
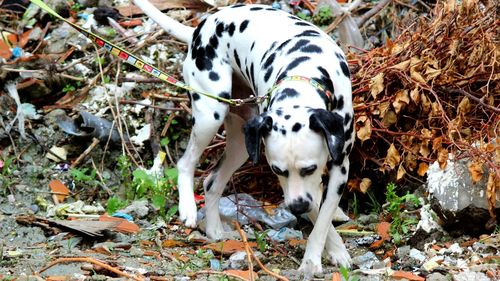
151 194 166 209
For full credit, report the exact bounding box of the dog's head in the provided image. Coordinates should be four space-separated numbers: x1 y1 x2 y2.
244 106 345 215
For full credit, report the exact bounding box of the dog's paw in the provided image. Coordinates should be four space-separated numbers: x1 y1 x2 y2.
178 199 197 228
327 247 351 268
298 255 322 280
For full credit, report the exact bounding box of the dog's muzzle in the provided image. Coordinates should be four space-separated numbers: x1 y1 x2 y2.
288 197 312 215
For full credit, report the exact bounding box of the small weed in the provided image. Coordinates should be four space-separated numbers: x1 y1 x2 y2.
366 190 382 214
71 167 97 184
312 5 334 27
106 196 128 214
384 183 420 244
0 157 16 192
62 84 76 93
254 230 268 252
340 265 360 281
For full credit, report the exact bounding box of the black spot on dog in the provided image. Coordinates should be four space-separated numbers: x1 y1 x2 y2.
273 124 278 131
340 60 350 78
341 166 347 174
302 44 322 53
266 7 277 11
209 35 219 49
292 123 302 132
346 143 353 153
336 95 344 110
296 30 320 37
284 115 291 120
332 152 345 166
321 186 328 206
240 20 249 32
264 66 273 82
227 22 236 36
295 21 313 27
276 39 292 52
335 52 344 60
251 41 255 51
293 105 300 108
214 112 220 120
227 43 230 48
276 108 283 116
261 41 278 64
209 71 219 81
344 113 351 126
277 88 299 102
338 182 347 195
281 129 287 135
307 193 313 201
287 39 310 55
345 120 354 141
216 22 225 37
276 56 310 81
191 116 196 126
192 93 200 101
234 50 241 68
336 70 340 76
263 53 276 69
317 67 334 93
192 19 206 43
205 178 214 192
326 160 333 170
191 72 195 76
219 91 230 99
250 63 256 89
250 6 263 11
231 3 245 8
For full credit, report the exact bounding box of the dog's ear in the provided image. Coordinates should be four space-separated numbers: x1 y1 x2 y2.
309 109 345 164
244 115 273 165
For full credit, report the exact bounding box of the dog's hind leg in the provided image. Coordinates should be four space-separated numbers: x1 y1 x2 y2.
202 112 249 240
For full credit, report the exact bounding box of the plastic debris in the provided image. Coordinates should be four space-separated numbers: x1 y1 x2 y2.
267 227 303 242
55 110 122 143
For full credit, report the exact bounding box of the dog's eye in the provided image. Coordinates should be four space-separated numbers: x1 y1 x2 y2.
300 165 317 177
271 165 289 177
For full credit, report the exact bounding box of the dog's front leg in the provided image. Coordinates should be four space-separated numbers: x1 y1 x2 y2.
299 158 351 278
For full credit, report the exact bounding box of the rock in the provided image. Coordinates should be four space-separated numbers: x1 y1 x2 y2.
426 272 449 281
426 158 499 235
409 248 426 263
453 270 491 281
228 251 263 269
396 245 411 257
352 251 379 270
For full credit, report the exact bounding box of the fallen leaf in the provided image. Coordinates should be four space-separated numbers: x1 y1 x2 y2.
204 240 257 255
468 162 484 184
370 72 385 99
437 148 448 169
410 87 420 103
162 240 187 248
49 179 70 203
99 215 140 233
457 97 471 115
419 142 430 158
356 115 372 142
359 178 372 193
390 59 411 71
381 110 397 127
224 269 259 280
397 164 406 181
486 173 499 220
417 162 429 177
385 144 401 170
289 239 306 247
332 272 342 281
376 222 391 241
391 270 425 281
392 90 410 114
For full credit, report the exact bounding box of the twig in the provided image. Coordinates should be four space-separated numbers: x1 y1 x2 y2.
119 99 184 111
196 270 248 281
37 257 143 281
71 138 100 169
444 88 500 113
235 222 255 281
356 0 392 27
234 221 289 281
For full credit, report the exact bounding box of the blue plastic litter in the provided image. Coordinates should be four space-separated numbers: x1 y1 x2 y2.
112 212 134 221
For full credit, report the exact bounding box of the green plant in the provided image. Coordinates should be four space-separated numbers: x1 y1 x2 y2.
70 167 97 183
0 157 16 191
366 190 382 214
312 5 334 27
62 84 76 93
384 183 420 244
106 196 128 214
254 230 268 252
340 265 360 281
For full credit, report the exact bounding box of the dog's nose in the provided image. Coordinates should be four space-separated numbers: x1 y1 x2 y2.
288 197 311 215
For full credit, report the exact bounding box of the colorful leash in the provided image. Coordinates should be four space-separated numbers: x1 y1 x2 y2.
29 0 258 106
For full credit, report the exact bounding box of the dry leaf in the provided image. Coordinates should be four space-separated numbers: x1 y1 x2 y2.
417 162 429 176
385 144 401 170
425 66 442 79
99 215 140 233
410 58 427 84
457 97 471 115
468 162 484 184
49 179 70 203
356 116 372 142
370 72 385 99
421 94 431 113
382 110 397 127
378 100 391 117
437 148 448 170
392 90 410 114
224 270 259 280
370 222 391 249
360 178 372 193
486 173 499 219
391 270 425 281
162 240 187 248
410 87 420 103
391 59 411 71
205 240 257 255
397 164 406 180
419 142 431 158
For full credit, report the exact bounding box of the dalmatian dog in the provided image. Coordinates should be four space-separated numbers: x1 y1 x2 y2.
134 0 354 277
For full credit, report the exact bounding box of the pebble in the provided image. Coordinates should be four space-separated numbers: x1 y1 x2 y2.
352 251 379 270
453 270 491 281
409 248 426 263
426 272 449 281
229 251 263 269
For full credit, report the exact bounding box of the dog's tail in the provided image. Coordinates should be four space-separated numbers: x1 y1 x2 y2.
133 0 194 44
